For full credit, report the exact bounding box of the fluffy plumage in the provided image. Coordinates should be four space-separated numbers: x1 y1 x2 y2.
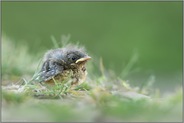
37 45 91 85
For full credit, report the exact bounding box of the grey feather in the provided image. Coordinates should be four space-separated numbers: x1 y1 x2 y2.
37 45 89 83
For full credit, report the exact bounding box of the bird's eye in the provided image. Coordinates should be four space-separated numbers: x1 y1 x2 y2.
72 57 76 61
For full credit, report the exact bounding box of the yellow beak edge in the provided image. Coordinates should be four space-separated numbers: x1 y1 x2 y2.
75 56 91 64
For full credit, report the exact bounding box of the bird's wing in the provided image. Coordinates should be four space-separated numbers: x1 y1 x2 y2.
37 59 64 82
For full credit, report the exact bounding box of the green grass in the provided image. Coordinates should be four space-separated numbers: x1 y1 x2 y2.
2 34 40 83
2 35 182 122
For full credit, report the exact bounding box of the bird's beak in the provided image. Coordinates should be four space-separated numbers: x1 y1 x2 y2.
75 56 91 64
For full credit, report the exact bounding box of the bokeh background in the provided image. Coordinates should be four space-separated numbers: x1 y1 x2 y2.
2 1 182 92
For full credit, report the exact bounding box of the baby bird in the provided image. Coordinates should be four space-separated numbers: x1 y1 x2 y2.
37 45 91 85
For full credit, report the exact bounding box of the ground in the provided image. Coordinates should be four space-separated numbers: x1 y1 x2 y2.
1 36 182 122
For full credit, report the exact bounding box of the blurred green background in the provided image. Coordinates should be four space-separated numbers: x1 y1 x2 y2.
2 2 182 92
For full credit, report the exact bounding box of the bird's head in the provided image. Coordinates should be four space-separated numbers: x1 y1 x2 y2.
63 46 91 68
